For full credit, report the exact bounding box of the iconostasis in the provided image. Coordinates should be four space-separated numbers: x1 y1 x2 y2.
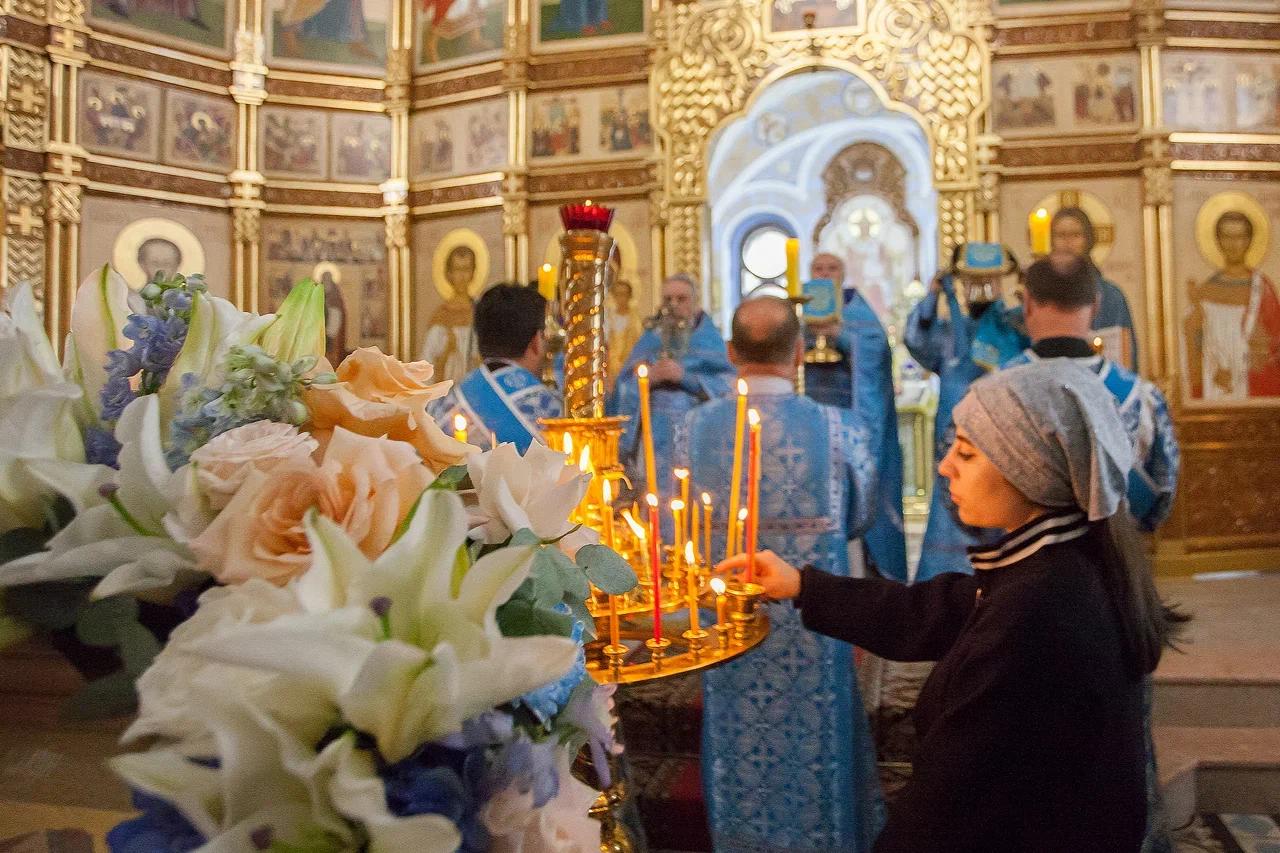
1 0 1277 571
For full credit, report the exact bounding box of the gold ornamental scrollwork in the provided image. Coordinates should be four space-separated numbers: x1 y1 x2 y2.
652 0 989 266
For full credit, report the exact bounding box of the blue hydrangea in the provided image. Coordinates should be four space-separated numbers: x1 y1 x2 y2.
484 733 561 808
106 790 204 853
381 738 492 852
515 608 587 726
84 425 122 468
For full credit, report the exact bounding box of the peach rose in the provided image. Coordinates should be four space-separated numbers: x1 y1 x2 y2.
188 421 319 510
188 427 433 585
305 346 471 471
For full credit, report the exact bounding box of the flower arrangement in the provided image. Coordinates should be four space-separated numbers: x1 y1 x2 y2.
0 266 636 851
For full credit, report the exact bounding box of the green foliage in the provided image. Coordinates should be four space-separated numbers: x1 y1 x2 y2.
575 544 638 594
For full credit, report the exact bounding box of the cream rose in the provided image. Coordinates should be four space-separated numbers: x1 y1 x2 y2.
188 427 433 585
305 347 470 472
189 421 319 510
467 442 597 554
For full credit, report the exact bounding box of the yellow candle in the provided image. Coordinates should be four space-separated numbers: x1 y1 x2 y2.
674 467 690 544
701 492 712 570
726 378 748 558
637 365 658 496
746 408 762 585
690 500 700 564
452 413 468 444
602 479 620 649
710 576 727 627
684 540 700 632
735 507 748 557
538 262 557 302
670 498 685 573
785 237 801 298
1029 208 1051 256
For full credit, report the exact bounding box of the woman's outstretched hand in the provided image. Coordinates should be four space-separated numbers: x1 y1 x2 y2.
714 551 802 600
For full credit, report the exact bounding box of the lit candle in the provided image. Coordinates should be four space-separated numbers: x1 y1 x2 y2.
726 378 749 558
1029 207 1051 256
637 365 658 496
690 499 700 564
735 507 748 557
684 540 700 632
453 413 468 444
785 237 801 299
562 432 574 459
674 467 690 544
710 576 727 627
602 479 621 649
701 492 712 570
745 408 762 585
538 262 557 302
645 493 663 643
670 498 685 574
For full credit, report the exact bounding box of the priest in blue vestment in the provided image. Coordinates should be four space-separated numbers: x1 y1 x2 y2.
429 283 561 452
803 252 907 581
903 244 1013 580
611 272 735 506
677 296 884 853
973 207 1139 372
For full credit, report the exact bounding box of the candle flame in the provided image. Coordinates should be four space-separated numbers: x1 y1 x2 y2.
637 364 649 379
453 413 467 431
737 378 748 395
645 492 658 508
622 509 645 539
602 478 612 503
748 408 761 427
710 577 726 595
673 467 689 481
700 491 712 506
578 445 592 473
541 262 553 273
738 507 749 521
1034 207 1049 221
684 540 695 564
671 498 685 512
562 433 574 456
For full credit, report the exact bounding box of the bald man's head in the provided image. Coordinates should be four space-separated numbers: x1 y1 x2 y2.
731 296 800 365
810 252 845 286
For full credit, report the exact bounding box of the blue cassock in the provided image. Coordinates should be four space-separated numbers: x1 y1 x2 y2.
610 312 736 505
1003 349 1180 531
903 279 1003 581
972 275 1139 371
676 381 885 853
803 289 908 581
428 361 562 453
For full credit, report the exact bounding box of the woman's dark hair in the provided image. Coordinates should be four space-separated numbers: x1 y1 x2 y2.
1087 512 1189 679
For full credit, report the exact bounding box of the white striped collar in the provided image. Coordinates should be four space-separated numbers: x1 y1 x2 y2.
967 510 1089 570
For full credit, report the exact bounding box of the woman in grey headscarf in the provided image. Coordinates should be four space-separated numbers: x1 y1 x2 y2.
718 360 1186 853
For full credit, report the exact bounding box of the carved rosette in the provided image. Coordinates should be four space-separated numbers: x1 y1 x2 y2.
653 0 987 267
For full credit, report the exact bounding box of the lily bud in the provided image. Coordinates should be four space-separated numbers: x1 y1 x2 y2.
256 278 326 366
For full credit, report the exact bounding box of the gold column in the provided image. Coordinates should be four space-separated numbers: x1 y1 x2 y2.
2 38 50 306
384 0 412 359
1136 0 1171 389
43 0 89 350
974 133 1001 246
229 7 268 313
502 0 530 283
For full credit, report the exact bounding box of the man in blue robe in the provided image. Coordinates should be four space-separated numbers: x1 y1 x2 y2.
677 296 883 852
611 272 735 507
1003 253 1179 531
903 244 1015 580
429 283 561 453
1003 252 1179 853
803 252 907 581
973 207 1139 371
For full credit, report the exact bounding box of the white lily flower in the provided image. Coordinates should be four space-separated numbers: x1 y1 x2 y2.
0 394 200 595
63 265 132 425
158 289 274 427
190 489 580 762
467 442 597 555
0 282 62 395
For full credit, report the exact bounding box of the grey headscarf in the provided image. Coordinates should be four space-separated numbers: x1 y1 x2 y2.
952 360 1133 520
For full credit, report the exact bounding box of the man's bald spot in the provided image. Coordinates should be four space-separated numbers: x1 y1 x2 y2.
732 296 799 364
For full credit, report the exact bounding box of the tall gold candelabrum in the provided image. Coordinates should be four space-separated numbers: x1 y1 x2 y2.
543 203 768 851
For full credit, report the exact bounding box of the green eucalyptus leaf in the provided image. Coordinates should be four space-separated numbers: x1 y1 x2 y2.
74 596 139 647
548 547 591 601
576 544 639 594
3 581 93 630
65 669 137 720
496 598 575 638
117 621 162 676
428 464 472 492
529 550 565 608
509 528 542 548
564 594 597 642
